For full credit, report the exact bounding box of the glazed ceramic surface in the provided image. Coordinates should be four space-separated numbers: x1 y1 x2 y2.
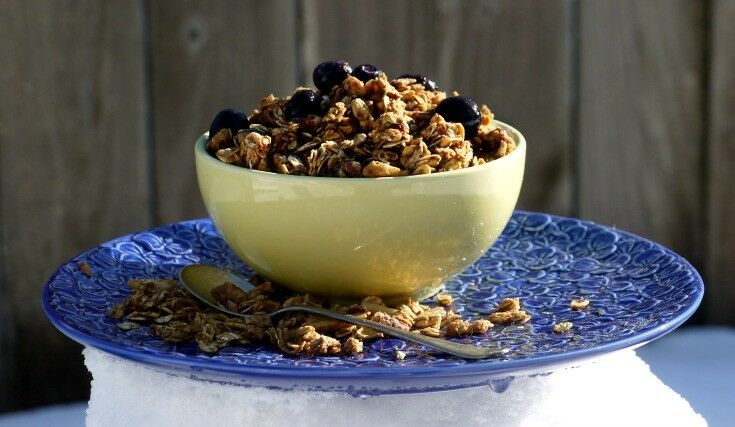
195 121 526 301
43 212 703 395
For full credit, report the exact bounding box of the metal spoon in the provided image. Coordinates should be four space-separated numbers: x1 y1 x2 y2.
179 264 506 359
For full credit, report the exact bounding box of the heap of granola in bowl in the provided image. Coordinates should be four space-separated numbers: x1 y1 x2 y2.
205 60 516 177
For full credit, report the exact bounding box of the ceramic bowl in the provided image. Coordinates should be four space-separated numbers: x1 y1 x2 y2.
194 121 526 302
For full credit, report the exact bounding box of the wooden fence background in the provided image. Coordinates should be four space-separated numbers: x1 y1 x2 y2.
0 0 733 413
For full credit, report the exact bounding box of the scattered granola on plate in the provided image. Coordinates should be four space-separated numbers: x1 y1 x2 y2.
78 261 93 278
109 275 533 357
436 293 454 307
205 60 516 177
570 298 590 310
553 321 574 334
488 297 532 325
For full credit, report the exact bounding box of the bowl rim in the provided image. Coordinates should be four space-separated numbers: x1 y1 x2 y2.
195 120 525 182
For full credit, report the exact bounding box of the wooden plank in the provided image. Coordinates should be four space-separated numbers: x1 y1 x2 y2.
302 1 439 84
0 0 150 411
578 1 704 263
304 0 572 215
433 0 573 215
150 0 298 224
707 0 735 324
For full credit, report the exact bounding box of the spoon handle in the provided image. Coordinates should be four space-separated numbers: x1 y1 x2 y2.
272 305 506 359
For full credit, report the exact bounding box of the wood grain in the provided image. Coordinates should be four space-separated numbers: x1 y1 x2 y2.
0 0 150 410
578 1 704 264
706 0 735 324
302 0 439 84
433 0 573 215
150 0 298 224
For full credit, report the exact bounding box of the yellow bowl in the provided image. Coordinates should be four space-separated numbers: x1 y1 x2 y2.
195 121 526 303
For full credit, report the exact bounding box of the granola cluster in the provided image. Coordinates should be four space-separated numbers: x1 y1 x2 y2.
488 297 532 325
206 69 516 177
110 276 532 357
553 321 574 334
570 297 590 310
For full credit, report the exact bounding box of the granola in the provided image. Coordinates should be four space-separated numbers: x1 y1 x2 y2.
206 60 516 177
488 297 532 325
110 275 520 358
436 293 453 307
553 321 573 334
78 262 93 278
570 298 590 310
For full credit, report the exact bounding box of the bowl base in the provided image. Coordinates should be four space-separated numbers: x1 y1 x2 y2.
325 283 445 306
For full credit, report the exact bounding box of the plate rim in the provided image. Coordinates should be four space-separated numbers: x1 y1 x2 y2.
42 210 704 379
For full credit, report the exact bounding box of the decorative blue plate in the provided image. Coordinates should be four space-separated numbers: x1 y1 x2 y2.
43 211 703 395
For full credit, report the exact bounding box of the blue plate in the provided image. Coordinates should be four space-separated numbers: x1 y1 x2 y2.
43 211 703 395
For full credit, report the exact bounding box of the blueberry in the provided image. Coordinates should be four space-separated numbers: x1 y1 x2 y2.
209 109 248 140
434 96 481 138
313 60 352 93
397 73 437 91
352 64 381 82
284 89 322 120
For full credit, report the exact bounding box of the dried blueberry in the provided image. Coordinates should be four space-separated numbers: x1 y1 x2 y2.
352 64 381 82
284 89 322 120
397 73 437 91
313 60 352 93
434 96 481 138
208 109 248 140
